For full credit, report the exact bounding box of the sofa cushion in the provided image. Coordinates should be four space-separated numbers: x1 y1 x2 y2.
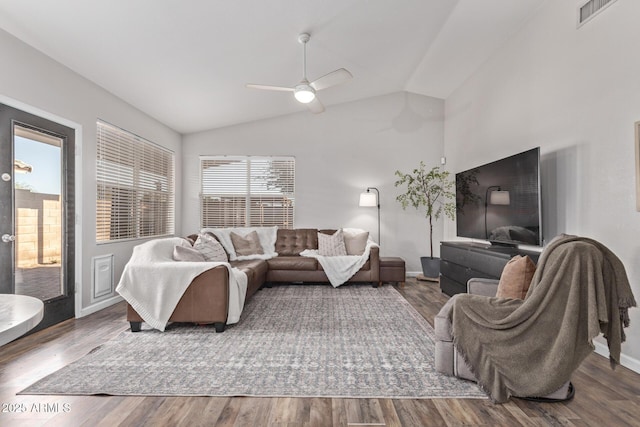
496 255 536 299
275 228 318 255
230 230 264 256
193 234 228 262
267 256 318 271
318 229 347 256
317 259 370 271
230 259 269 278
343 230 369 255
230 259 268 295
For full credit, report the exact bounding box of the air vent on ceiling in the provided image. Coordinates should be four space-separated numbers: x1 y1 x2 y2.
578 0 618 27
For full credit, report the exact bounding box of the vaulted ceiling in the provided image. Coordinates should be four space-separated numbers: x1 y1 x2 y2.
0 0 546 134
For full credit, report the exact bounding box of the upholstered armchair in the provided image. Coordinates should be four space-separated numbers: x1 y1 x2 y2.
433 235 636 403
434 277 572 401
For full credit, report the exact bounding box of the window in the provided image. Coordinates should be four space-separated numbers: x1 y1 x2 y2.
200 156 295 228
96 120 175 242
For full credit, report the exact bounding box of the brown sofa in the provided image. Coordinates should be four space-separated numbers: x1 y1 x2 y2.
127 228 380 332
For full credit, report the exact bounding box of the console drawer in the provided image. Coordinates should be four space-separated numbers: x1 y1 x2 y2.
441 260 499 288
441 244 510 277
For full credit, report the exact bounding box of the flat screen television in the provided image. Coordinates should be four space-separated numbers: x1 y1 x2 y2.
455 147 542 247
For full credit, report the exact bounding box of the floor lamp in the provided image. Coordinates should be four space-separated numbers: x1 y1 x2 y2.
359 187 380 245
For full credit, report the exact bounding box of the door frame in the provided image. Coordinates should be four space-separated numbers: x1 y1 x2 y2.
1 95 83 319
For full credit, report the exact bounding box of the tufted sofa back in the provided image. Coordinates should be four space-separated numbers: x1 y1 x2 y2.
275 228 319 256
275 228 341 256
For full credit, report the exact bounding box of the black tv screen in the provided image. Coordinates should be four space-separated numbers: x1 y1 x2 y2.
455 147 542 246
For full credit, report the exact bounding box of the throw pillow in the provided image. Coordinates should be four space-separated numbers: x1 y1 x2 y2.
318 229 347 256
496 255 536 299
343 230 369 255
173 245 206 262
194 233 228 262
204 226 278 260
230 230 264 256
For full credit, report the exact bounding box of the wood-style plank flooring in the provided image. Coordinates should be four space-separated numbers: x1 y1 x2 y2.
1 279 639 426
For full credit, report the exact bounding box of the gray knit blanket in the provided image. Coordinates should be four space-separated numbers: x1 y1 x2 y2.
450 236 636 403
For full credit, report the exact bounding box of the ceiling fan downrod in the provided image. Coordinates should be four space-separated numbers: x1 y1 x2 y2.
294 33 315 103
298 33 310 81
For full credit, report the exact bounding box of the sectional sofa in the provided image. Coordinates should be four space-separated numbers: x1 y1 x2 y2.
126 228 380 332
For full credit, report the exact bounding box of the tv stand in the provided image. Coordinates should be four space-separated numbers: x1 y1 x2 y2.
488 240 518 248
439 241 541 297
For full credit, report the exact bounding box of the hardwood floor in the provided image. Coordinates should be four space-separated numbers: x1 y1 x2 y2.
1 279 639 426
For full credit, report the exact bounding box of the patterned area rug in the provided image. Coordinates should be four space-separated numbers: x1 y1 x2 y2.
21 284 485 398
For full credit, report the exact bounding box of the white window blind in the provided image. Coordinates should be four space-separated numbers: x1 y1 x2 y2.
96 121 175 242
200 156 295 228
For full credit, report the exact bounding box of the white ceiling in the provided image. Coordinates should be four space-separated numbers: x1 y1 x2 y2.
0 0 545 134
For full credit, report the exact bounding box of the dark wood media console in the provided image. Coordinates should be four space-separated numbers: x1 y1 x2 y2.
439 241 541 297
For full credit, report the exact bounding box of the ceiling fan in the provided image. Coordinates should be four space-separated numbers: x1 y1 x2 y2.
246 33 352 114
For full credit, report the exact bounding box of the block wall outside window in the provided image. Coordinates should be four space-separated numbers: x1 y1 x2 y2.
15 189 61 266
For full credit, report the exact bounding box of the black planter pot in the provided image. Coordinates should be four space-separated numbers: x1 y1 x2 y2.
420 256 441 280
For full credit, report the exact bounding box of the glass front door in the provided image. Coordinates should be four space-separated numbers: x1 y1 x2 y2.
0 104 75 332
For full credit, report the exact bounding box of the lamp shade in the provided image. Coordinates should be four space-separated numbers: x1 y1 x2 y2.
359 192 377 207
489 190 510 205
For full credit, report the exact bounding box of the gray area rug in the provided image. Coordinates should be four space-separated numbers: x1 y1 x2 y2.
21 284 485 398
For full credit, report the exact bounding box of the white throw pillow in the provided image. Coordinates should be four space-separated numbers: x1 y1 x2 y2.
318 229 347 256
194 234 228 262
173 245 206 262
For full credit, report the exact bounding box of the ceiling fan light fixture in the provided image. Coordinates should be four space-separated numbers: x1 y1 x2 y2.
294 84 315 103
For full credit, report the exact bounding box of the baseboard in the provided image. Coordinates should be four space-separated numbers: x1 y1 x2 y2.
406 271 421 278
593 341 640 374
78 295 123 318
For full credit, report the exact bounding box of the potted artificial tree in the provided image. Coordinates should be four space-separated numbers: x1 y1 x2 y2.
394 162 456 279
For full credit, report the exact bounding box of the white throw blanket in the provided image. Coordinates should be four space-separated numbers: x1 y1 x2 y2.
301 240 378 287
116 237 248 331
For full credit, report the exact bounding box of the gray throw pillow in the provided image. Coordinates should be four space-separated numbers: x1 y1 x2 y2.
230 230 264 256
344 230 369 255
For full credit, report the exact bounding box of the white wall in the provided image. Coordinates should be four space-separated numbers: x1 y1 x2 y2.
444 0 640 368
0 29 182 315
182 91 444 273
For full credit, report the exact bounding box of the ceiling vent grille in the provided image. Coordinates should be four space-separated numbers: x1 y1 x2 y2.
578 0 618 27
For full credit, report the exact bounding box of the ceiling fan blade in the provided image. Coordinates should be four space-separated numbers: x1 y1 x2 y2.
309 68 352 91
245 84 294 92
307 97 325 114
